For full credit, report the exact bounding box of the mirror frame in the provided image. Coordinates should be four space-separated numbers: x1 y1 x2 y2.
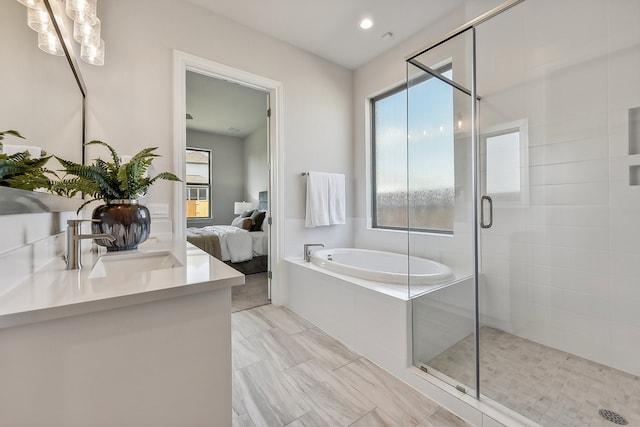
0 0 87 215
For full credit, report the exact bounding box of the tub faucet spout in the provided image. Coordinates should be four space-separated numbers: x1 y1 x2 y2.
304 243 324 262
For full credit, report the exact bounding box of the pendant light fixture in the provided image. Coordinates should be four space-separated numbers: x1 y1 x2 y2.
17 0 106 66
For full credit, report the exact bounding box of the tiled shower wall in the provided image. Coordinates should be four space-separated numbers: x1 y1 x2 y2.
477 0 640 376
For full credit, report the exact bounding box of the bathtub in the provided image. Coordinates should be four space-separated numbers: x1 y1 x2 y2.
285 253 470 395
310 248 454 286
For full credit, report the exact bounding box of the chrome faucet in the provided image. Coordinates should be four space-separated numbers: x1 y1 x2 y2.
303 243 324 262
66 219 115 270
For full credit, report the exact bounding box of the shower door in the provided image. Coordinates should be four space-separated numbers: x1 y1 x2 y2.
407 28 480 396
410 0 640 425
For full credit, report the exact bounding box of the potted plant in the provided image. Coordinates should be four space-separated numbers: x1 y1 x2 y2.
55 140 180 251
0 130 55 191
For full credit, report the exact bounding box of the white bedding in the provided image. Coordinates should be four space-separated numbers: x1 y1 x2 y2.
187 225 267 263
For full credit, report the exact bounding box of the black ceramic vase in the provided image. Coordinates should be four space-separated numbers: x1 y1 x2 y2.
91 199 150 252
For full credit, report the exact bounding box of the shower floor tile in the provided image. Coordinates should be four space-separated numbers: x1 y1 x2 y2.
425 327 640 426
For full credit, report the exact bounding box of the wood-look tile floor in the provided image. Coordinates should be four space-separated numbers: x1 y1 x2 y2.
232 305 472 427
426 327 640 427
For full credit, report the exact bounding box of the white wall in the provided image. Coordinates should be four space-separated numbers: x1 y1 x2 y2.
187 130 244 225
79 0 355 275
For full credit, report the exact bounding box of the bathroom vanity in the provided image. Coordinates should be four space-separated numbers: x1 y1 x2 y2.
0 240 243 427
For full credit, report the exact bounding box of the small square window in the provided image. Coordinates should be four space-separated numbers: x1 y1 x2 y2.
481 121 528 205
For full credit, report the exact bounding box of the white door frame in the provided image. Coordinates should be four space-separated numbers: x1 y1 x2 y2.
173 50 283 305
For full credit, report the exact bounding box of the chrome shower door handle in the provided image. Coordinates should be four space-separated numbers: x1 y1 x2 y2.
480 195 493 229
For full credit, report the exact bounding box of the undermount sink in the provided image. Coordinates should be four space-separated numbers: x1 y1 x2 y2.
89 251 182 279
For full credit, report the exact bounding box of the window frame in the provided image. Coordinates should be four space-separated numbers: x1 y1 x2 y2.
370 63 455 234
185 147 212 222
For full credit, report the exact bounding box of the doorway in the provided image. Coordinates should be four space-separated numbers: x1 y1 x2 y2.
173 51 282 306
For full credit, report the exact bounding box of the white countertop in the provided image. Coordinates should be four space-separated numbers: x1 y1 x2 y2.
0 238 245 329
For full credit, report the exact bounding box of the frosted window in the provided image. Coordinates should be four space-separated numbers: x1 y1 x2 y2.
486 131 520 195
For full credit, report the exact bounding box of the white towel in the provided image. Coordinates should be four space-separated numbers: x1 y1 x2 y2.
305 172 331 227
328 173 346 225
2 144 43 158
305 172 346 227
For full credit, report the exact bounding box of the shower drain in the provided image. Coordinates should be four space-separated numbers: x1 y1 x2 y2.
599 409 628 425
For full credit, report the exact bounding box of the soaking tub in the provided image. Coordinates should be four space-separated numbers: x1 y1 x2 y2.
310 248 454 286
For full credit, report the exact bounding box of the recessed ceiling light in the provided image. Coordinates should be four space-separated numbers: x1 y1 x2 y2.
359 18 373 30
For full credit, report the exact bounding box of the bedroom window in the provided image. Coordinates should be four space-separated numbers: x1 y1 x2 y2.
371 65 454 233
186 148 211 219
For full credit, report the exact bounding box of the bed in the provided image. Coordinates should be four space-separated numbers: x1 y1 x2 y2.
187 198 268 274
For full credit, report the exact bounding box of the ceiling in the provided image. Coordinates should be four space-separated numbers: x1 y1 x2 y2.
186 70 267 138
186 0 467 70
184 0 470 137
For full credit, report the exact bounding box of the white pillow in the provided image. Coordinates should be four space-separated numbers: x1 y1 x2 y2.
230 216 244 228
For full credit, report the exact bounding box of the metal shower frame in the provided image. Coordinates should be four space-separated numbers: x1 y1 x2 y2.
405 0 525 399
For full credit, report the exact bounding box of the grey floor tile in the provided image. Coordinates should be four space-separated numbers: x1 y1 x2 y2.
291 327 360 370
337 358 438 424
254 305 315 335
232 306 474 427
416 406 472 427
247 327 314 372
235 359 311 426
233 309 274 338
232 328 263 371
284 358 376 426
232 412 256 427
286 410 330 427
350 407 416 427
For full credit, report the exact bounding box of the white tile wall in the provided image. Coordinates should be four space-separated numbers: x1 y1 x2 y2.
476 0 640 376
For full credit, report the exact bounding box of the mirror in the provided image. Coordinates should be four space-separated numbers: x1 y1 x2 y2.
0 0 86 213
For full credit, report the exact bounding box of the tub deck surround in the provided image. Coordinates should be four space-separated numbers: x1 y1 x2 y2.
0 238 244 329
0 238 243 427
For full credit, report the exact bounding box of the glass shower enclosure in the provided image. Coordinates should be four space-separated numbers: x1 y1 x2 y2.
407 0 640 425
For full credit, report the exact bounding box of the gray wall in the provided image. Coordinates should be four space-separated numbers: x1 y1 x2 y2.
187 129 244 225
243 125 269 208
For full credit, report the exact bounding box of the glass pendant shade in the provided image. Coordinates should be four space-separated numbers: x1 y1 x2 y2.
27 7 53 33
38 31 64 56
73 18 100 46
66 0 97 24
81 38 104 66
16 0 45 10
